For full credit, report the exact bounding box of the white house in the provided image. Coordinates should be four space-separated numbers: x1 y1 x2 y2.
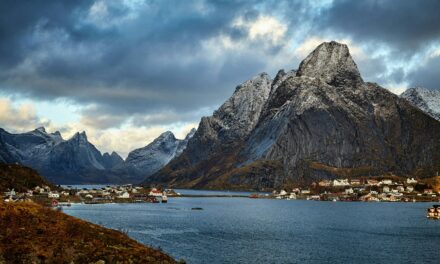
300 189 311 194
48 192 60 198
118 192 130 199
345 188 354 194
333 179 350 186
406 178 417 184
406 186 414 193
379 179 393 185
85 194 93 199
382 186 390 193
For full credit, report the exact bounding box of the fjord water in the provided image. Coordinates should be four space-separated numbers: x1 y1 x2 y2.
64 193 440 264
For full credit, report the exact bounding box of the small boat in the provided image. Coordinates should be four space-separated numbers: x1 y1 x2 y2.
161 195 168 203
427 205 440 219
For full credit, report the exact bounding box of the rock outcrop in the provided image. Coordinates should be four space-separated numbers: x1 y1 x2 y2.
146 41 440 190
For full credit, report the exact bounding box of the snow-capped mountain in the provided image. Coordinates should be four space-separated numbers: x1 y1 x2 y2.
146 41 440 190
0 126 196 184
400 87 440 121
120 128 196 178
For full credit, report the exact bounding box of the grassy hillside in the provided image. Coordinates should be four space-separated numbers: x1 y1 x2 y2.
0 164 55 192
0 201 176 263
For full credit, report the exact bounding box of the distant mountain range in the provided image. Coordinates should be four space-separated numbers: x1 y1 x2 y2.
145 41 440 190
0 127 195 184
2 41 440 189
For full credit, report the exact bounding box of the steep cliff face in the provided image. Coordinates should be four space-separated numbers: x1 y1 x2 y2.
184 73 272 164
146 41 440 190
401 87 440 121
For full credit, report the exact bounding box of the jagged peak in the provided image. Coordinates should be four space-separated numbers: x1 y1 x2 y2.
72 131 88 141
234 72 271 93
34 127 47 133
110 151 120 157
296 41 363 87
184 128 197 140
156 131 176 141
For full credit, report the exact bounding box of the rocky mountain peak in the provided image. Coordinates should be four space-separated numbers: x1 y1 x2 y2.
35 127 46 133
72 131 88 142
401 87 440 121
156 131 176 142
213 72 271 136
185 128 197 140
296 41 362 87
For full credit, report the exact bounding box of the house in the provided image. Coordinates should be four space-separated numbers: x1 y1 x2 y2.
366 179 379 186
406 178 418 184
333 179 350 187
350 179 362 186
292 188 300 194
300 189 311 194
48 192 60 198
318 180 332 187
396 186 405 192
382 186 390 193
5 189 16 197
345 188 354 194
279 190 288 196
379 179 393 185
406 186 414 193
61 191 70 196
149 188 163 197
118 192 130 199
289 193 297 199
85 194 93 199
424 189 434 195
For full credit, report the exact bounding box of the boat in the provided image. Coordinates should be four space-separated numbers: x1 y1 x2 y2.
161 195 168 203
427 205 440 219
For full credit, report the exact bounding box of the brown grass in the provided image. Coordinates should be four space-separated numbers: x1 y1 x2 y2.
0 201 176 264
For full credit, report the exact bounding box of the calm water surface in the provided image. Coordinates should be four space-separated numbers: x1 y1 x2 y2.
64 193 440 264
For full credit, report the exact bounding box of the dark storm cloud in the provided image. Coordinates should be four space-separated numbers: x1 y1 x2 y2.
319 0 440 53
1 0 440 127
407 56 440 89
1 0 294 119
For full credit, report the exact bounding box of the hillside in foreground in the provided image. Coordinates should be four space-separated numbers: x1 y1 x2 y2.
0 201 176 263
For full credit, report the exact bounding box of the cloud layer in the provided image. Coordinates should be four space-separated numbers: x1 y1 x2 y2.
1 0 439 155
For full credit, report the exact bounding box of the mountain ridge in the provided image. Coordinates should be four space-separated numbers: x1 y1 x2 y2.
145 41 440 190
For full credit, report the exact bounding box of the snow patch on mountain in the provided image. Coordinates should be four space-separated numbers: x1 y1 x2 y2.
401 87 440 121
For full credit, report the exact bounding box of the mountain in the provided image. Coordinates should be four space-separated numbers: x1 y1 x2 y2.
115 129 196 180
400 87 440 121
0 128 117 184
0 126 196 184
146 41 440 190
102 151 124 169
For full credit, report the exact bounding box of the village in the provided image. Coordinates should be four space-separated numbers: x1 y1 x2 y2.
261 177 440 202
3 176 440 206
2 184 180 206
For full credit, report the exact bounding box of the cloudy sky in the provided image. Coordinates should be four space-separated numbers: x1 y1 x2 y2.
1 0 439 158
